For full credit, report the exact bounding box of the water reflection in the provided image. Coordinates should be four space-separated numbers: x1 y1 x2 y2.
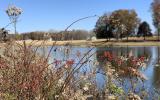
96 46 160 93
153 46 160 90
38 46 160 96
153 67 160 89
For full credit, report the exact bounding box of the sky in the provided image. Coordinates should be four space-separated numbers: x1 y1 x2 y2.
0 0 154 33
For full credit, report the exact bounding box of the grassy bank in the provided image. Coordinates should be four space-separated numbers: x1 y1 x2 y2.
15 39 160 47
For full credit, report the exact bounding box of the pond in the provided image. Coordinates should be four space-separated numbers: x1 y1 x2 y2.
38 46 160 99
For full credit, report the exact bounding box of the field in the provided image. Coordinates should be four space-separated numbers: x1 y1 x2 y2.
15 36 160 47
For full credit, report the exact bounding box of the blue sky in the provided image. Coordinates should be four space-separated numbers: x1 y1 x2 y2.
0 0 154 33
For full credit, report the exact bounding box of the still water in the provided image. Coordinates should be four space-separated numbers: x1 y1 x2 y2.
38 46 160 98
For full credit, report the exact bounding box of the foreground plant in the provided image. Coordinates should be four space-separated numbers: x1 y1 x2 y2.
0 41 99 100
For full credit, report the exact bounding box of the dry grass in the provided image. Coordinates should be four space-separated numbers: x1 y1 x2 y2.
0 41 99 100
15 36 160 47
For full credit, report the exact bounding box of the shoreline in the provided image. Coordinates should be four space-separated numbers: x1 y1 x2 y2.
15 39 160 47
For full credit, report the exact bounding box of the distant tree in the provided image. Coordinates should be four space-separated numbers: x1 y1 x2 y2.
151 0 160 40
94 13 114 40
0 28 8 41
6 5 22 34
94 9 140 40
151 0 160 28
110 9 140 40
137 21 152 40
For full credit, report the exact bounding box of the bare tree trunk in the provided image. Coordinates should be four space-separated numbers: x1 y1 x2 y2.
158 29 160 41
158 46 160 63
120 32 122 41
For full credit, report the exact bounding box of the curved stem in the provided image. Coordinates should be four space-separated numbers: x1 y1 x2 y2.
62 15 98 40
64 15 97 31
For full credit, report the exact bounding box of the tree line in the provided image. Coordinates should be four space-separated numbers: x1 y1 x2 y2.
16 9 154 41
94 0 160 41
94 9 153 40
10 30 95 40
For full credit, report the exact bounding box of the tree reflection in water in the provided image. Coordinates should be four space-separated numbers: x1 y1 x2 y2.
96 46 160 98
152 46 160 94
